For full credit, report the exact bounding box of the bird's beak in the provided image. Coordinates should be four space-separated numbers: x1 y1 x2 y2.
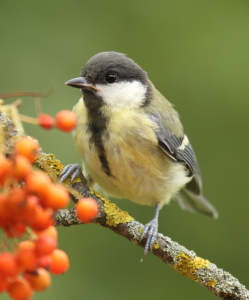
65 77 99 92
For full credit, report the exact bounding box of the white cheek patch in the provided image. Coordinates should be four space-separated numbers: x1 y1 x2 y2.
96 81 147 110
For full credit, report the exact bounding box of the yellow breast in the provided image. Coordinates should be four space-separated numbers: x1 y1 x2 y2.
72 99 190 206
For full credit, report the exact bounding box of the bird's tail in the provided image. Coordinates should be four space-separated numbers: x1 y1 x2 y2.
175 188 218 219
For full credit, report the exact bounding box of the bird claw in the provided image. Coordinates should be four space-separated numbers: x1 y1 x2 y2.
139 219 158 262
60 164 83 183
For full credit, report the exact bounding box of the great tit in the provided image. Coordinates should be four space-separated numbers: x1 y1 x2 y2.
60 51 218 261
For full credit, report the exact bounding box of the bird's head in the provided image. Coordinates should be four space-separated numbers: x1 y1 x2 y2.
66 52 152 111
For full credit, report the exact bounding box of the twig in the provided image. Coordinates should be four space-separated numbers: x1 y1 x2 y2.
18 114 39 125
35 96 42 116
0 83 55 99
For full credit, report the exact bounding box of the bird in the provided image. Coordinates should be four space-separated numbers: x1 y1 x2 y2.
60 51 218 261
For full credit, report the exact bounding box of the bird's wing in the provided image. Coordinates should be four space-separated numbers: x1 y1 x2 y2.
147 112 218 218
147 111 202 195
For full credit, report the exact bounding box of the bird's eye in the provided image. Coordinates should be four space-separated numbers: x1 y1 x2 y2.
106 74 117 84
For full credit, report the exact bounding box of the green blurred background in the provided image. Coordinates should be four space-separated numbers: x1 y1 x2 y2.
1 0 249 299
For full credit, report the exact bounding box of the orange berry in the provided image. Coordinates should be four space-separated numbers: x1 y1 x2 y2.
15 137 39 162
0 275 9 293
18 240 35 251
7 188 27 214
24 268 51 292
0 154 11 186
50 249 69 275
41 184 70 210
35 225 58 240
76 198 98 223
16 248 37 272
37 255 52 270
0 194 10 227
30 207 54 231
8 277 33 300
18 195 38 225
0 253 19 277
11 155 31 181
34 236 57 256
55 110 77 132
6 194 38 226
25 171 51 197
38 114 54 130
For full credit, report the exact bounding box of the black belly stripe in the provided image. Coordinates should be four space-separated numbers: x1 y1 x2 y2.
83 90 115 178
87 112 114 178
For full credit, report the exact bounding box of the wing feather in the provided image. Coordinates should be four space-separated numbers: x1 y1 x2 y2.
147 112 202 195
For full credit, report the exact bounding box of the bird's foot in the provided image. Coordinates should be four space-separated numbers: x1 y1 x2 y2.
139 218 158 262
60 164 85 183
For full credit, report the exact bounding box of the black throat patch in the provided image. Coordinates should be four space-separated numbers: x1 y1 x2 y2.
84 91 114 178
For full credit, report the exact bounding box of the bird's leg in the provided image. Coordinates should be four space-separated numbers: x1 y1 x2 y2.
140 203 161 262
59 164 87 184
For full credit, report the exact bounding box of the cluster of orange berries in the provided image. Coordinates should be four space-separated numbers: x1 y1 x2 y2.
0 137 70 300
38 110 77 132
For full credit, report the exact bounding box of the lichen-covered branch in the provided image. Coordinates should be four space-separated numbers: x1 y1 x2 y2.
0 108 248 300
54 182 249 300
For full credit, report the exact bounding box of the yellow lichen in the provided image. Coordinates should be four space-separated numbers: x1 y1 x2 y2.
207 279 217 287
89 188 109 202
39 153 65 176
153 241 160 250
138 227 143 234
36 153 81 184
90 188 133 227
173 252 210 282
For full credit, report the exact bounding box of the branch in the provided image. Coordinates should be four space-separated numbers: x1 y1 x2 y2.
0 84 55 99
54 182 249 300
0 107 248 300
